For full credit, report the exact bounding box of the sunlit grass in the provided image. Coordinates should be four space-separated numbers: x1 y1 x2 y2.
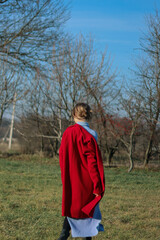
0 157 160 239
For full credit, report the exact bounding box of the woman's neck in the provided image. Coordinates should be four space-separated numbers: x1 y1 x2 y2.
74 117 86 123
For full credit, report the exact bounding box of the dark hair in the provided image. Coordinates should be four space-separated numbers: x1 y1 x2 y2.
72 103 92 120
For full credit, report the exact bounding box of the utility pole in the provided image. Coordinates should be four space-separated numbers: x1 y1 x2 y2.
9 92 17 150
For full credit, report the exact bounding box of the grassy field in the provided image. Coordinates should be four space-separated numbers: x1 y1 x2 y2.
0 155 160 240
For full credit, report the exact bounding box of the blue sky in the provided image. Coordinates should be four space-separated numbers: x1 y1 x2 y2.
64 0 160 76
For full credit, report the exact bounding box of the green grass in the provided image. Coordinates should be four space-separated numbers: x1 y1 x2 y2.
0 156 160 240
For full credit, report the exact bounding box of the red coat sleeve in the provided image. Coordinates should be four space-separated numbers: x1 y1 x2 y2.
59 133 65 181
82 137 103 195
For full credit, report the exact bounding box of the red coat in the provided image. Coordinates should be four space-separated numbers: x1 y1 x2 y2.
59 123 105 219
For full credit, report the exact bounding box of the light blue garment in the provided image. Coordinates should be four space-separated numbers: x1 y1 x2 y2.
67 121 104 238
76 121 98 142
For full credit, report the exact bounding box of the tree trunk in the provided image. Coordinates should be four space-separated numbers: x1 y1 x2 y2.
144 106 160 166
107 148 117 166
108 151 112 167
128 151 134 173
128 126 135 172
0 110 4 126
41 136 44 152
144 135 153 167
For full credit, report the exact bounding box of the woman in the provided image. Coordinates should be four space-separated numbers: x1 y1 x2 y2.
58 103 105 240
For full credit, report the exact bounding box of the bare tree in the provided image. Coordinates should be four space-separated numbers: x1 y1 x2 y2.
0 0 69 72
41 35 120 159
0 58 23 125
76 39 120 163
16 69 70 155
134 10 160 166
38 36 93 142
104 93 142 172
0 0 69 125
16 35 120 156
119 95 142 172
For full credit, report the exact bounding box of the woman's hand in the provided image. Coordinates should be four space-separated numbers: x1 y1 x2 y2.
93 193 100 197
